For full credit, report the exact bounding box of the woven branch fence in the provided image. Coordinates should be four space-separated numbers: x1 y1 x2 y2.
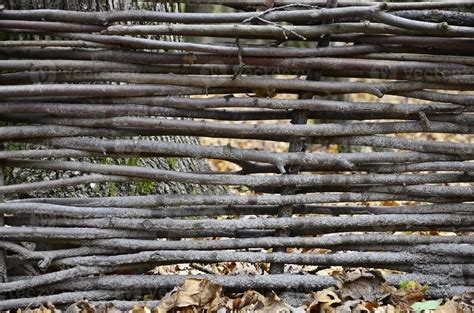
0 0 473 309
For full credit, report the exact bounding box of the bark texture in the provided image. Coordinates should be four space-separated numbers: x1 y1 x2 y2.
3 0 226 198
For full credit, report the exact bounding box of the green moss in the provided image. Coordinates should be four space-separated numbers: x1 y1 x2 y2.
99 157 111 164
191 186 200 196
5 143 21 151
237 186 251 194
132 181 156 195
166 157 178 170
0 31 7 41
91 182 101 194
338 145 355 153
126 157 141 167
399 280 428 292
4 166 13 185
106 182 119 197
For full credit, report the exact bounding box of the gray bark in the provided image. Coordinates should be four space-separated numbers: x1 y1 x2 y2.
3 0 226 199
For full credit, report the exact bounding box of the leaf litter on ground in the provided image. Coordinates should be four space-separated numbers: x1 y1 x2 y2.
15 268 473 313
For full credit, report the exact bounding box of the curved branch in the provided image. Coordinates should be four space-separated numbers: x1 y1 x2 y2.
1 202 471 219
4 159 472 189
9 214 472 235
0 290 125 310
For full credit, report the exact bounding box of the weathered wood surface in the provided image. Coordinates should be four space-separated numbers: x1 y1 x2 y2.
0 0 472 309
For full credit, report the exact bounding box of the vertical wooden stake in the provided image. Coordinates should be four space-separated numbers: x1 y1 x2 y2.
0 160 7 284
269 0 338 275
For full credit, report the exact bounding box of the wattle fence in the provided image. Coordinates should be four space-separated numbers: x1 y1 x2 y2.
0 0 473 309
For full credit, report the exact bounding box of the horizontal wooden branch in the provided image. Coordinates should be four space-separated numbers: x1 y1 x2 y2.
372 11 474 35
103 21 473 38
394 90 474 106
14 116 473 141
0 95 465 114
314 135 474 155
0 173 132 194
17 213 473 233
34 137 355 169
24 73 473 94
0 227 156 240
367 185 474 199
6 191 451 208
4 158 472 189
12 17 471 40
2 202 471 219
127 0 474 11
358 161 474 173
2 238 472 273
52 249 471 268
0 274 469 309
2 70 473 87
358 53 474 66
331 35 474 54
0 19 104 32
0 266 104 293
34 137 468 169
2 121 471 147
0 102 466 122
0 148 102 159
29 94 466 112
3 56 472 81
80 234 474 252
0 40 115 49
0 241 116 268
10 5 472 27
49 274 474 305
0 84 238 98
0 56 474 86
0 125 135 140
393 10 474 27
248 161 474 175
0 104 470 126
50 32 474 56
0 6 379 25
0 75 404 98
0 290 125 310
0 42 387 58
2 175 471 201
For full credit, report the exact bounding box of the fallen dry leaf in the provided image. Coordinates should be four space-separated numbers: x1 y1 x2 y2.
233 290 267 310
130 304 151 313
23 303 62 313
458 292 474 307
381 200 400 207
433 300 465 313
391 280 427 309
336 269 391 302
335 299 370 312
411 299 442 312
153 278 222 313
374 304 400 313
308 288 341 313
223 290 291 312
259 292 291 313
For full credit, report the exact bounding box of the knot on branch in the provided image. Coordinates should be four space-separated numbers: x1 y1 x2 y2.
439 22 449 31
